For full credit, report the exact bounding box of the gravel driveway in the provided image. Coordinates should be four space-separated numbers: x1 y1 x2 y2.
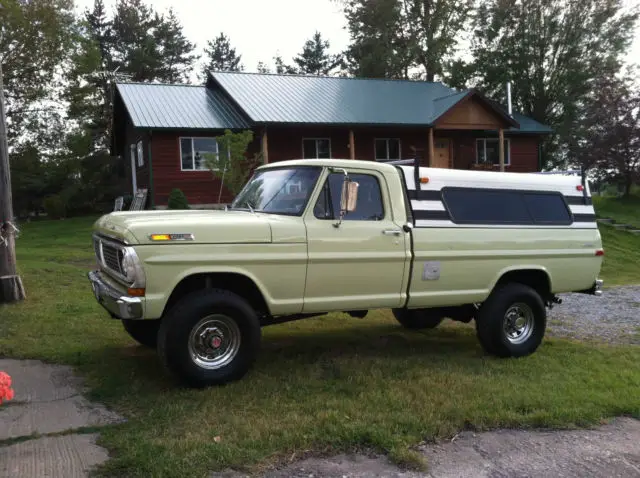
547 285 640 345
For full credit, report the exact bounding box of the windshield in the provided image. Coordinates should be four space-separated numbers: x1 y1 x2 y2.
230 166 322 215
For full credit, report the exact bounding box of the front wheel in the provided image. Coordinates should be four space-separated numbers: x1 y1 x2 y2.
475 283 546 358
157 289 261 388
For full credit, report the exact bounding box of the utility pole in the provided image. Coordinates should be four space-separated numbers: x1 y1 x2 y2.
0 52 26 303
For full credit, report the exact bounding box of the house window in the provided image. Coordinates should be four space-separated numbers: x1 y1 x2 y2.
136 140 144 167
476 138 510 166
180 137 219 171
302 138 331 159
375 138 401 161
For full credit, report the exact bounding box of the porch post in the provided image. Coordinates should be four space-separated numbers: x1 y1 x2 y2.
428 127 434 167
130 144 137 195
261 128 269 164
349 129 355 159
498 128 505 172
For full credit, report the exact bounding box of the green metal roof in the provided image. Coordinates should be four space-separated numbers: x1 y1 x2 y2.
114 73 553 134
115 82 250 130
209 71 550 133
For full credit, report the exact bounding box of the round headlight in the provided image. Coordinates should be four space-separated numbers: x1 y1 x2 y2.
120 249 137 282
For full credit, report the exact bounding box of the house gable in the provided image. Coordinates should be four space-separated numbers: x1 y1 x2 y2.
434 95 516 130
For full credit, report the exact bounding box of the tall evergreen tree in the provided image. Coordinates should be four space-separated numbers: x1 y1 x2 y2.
273 54 297 74
200 33 243 80
111 0 163 82
154 8 198 83
462 0 639 168
292 31 343 75
256 61 271 74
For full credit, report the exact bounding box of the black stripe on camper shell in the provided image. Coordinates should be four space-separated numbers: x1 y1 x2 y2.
406 190 443 201
412 210 451 221
572 213 597 222
564 196 593 205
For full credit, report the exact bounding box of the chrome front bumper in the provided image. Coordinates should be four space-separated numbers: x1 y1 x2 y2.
88 270 143 320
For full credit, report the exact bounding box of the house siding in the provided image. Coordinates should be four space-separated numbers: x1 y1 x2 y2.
144 127 540 207
451 134 539 172
149 130 263 206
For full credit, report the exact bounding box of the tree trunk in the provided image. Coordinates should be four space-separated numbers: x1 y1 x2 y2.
0 60 26 304
624 174 633 197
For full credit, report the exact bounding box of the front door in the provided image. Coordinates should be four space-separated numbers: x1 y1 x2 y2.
302 168 410 314
432 139 451 168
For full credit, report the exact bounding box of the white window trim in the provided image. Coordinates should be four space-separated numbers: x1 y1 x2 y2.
302 137 332 159
374 138 402 161
475 138 511 166
136 140 144 168
179 136 219 172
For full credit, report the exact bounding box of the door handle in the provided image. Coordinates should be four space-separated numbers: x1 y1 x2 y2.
382 229 403 236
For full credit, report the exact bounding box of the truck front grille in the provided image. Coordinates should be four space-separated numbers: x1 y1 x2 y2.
101 243 123 275
93 236 125 278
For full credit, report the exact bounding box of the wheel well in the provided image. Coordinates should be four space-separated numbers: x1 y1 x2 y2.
494 269 552 301
162 273 270 318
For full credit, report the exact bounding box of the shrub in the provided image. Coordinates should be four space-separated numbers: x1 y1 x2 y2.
43 194 67 219
167 189 190 209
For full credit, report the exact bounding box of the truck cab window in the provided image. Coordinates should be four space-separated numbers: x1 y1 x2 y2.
313 173 384 221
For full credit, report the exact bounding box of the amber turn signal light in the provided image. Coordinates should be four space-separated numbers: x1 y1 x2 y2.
127 288 146 297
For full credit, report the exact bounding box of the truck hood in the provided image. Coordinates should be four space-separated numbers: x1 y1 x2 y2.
94 209 273 245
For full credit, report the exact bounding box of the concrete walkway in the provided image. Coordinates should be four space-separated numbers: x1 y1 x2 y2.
0 359 124 478
2 358 639 478
214 418 640 477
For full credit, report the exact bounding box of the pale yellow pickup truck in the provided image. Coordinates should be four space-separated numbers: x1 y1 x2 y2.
88 159 604 387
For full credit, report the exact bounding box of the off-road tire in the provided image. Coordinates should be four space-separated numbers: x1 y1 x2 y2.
122 319 161 348
392 308 444 329
475 283 546 358
157 289 261 388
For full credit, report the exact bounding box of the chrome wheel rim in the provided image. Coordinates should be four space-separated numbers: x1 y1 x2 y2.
503 303 535 345
188 315 241 370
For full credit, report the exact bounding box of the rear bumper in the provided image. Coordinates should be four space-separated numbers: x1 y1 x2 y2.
577 279 604 296
88 270 143 319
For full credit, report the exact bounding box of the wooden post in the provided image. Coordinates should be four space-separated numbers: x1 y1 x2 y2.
0 60 26 304
498 128 505 172
261 128 269 164
349 129 355 160
428 127 434 167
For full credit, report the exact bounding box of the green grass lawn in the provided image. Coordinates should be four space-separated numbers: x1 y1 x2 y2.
0 216 639 478
594 194 640 228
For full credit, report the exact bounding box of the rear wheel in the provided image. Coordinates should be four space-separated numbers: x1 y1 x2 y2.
392 308 444 329
122 319 160 348
157 289 261 388
475 283 546 357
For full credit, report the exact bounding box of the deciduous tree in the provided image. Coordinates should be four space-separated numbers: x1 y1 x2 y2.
339 0 473 80
461 0 639 168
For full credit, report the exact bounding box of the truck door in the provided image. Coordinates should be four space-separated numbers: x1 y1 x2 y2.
302 169 409 314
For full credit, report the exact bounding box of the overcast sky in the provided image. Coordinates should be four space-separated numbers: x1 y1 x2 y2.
75 0 640 78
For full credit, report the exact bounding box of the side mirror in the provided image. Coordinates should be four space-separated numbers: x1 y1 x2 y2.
334 175 359 228
341 180 359 213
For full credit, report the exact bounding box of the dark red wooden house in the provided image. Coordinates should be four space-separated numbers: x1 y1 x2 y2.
110 71 553 208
